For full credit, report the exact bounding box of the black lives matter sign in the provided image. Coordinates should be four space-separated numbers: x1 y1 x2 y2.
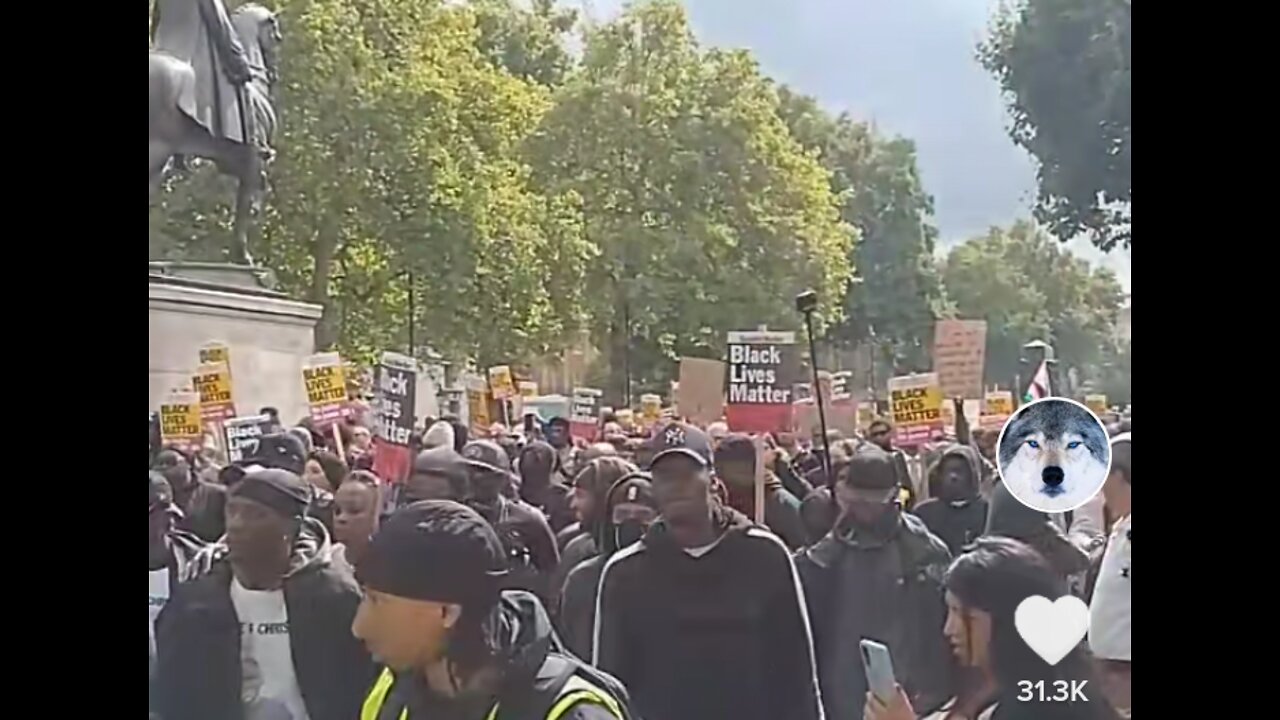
725 331 797 433
223 415 276 463
374 352 417 447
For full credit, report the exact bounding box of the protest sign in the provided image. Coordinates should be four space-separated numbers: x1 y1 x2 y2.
372 352 417 482
792 370 858 438
570 388 604 441
463 373 492 437
933 320 987 399
888 372 944 447
725 330 797 433
518 381 539 399
223 415 275 463
524 395 570 426
677 357 727 427
160 392 203 452
1085 394 1108 415
488 365 516 400
981 390 1014 430
639 394 663 429
192 362 236 422
302 353 348 425
198 341 230 367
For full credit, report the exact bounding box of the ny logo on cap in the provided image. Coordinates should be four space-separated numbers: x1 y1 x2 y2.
664 426 686 447
464 445 485 459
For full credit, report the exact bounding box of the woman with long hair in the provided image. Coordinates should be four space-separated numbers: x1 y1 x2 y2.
867 536 1118 720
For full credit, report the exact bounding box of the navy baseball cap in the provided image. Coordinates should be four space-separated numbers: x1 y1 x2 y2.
648 422 712 468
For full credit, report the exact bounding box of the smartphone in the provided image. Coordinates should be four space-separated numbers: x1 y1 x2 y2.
860 639 897 703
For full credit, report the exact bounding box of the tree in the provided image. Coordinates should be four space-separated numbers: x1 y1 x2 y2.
942 221 1125 389
776 88 943 373
150 0 592 367
979 0 1131 251
471 0 578 87
526 0 853 402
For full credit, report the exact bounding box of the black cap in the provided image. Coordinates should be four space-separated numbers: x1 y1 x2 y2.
230 468 312 518
247 432 308 476
840 444 899 490
356 500 507 605
413 445 469 485
607 473 658 509
461 440 512 475
648 422 712 468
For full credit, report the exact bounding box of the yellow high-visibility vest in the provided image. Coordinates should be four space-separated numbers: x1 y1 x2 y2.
360 667 623 720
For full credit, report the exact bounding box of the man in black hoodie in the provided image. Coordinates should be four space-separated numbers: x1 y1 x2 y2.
154 469 374 720
593 422 824 720
151 446 227 542
796 444 953 720
558 472 656 659
519 441 576 533
913 444 989 555
353 500 631 719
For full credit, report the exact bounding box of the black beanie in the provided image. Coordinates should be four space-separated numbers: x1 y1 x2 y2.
230 469 312 518
356 500 507 605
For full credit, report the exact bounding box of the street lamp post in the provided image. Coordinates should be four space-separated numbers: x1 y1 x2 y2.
796 290 833 487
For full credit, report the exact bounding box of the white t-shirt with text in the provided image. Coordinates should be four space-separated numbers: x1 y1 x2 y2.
149 567 171 651
1088 514 1131 661
230 577 312 720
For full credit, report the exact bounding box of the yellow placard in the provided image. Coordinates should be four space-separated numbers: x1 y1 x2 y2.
192 362 236 421
518 381 539 399
980 390 1013 430
199 341 230 367
888 372 944 446
640 394 662 426
488 365 516 400
160 392 203 450
302 353 348 423
1085 394 1108 415
467 389 492 436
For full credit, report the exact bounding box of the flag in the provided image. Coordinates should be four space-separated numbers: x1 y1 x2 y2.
1025 361 1051 402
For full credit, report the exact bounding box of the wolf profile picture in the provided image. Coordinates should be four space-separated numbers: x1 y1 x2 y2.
997 398 1110 512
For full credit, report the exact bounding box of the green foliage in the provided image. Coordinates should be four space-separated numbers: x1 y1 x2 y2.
942 221 1125 388
776 87 942 372
525 0 853 400
471 0 578 86
980 0 1131 250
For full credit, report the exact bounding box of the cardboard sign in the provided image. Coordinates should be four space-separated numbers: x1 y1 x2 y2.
888 372 944 447
463 373 492 437
639 394 663 428
488 365 516 400
933 320 988 399
1085 394 1108 415
192 362 236 422
372 352 417 482
160 392 203 452
725 330 797 433
518 381 539 399
198 341 230 367
981 390 1014 430
677 357 727 427
302 353 348 425
223 414 276 463
570 388 603 441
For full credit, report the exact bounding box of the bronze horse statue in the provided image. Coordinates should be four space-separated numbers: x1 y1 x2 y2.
149 3 280 265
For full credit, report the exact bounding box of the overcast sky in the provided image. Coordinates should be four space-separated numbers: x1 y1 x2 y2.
573 0 1131 291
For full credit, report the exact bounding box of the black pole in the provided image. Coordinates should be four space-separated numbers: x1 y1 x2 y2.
803 310 834 487
407 271 416 360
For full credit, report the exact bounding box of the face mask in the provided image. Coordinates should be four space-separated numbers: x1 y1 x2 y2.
614 520 647 549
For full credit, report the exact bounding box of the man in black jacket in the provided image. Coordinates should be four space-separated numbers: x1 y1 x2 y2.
913 444 989 555
593 422 824 720
151 446 227 542
714 433 807 549
796 444 953 720
154 469 374 720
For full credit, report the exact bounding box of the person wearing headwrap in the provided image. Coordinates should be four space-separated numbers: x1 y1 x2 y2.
422 420 457 451
154 469 374 720
352 500 631 720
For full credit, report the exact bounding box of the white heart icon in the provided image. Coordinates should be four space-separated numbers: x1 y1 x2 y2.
1014 595 1089 666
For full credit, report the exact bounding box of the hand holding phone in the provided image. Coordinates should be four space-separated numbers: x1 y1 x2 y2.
860 639 897 704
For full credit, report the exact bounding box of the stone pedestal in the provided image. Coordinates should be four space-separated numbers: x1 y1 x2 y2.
149 263 323 423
